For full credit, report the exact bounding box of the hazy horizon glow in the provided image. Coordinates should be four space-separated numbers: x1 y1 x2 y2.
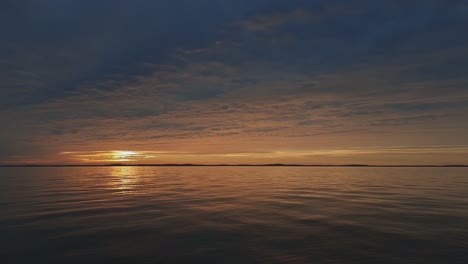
1 1 468 165
12 145 468 165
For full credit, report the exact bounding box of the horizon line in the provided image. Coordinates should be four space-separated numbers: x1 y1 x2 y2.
0 163 467 168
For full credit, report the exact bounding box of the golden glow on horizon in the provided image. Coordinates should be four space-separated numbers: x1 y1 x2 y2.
54 145 468 165
59 150 158 163
112 150 138 161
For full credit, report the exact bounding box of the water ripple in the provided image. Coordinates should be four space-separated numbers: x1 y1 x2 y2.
1 167 468 263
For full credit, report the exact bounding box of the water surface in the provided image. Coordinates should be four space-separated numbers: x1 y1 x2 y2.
1 167 468 263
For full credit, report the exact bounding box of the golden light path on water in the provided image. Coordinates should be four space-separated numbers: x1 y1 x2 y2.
109 166 140 195
2 166 468 263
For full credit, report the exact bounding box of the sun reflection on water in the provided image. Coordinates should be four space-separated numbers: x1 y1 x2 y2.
108 166 140 195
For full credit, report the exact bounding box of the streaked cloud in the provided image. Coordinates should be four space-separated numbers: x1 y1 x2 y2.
52 145 468 165
1 0 467 165
59 150 189 163
236 3 353 32
237 9 312 31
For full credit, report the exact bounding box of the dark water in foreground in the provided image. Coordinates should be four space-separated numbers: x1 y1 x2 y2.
1 167 468 264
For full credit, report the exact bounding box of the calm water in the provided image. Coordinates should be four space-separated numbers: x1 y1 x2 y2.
1 167 468 264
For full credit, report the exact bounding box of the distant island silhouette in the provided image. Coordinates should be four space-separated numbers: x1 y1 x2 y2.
0 164 467 167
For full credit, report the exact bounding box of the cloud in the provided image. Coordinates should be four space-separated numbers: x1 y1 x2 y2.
237 9 312 31
236 3 356 32
59 150 192 163
1 0 468 164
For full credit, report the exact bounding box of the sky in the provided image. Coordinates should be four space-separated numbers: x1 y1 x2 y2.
1 0 468 165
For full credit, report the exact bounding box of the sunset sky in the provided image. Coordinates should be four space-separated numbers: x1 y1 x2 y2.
1 0 468 165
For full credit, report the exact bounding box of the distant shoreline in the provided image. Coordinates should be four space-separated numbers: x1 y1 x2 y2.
0 164 467 168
